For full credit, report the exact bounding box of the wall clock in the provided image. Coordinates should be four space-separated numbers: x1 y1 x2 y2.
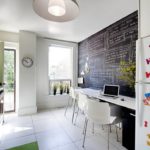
22 57 33 68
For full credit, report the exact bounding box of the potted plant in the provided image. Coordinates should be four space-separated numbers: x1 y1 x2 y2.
59 83 64 95
53 84 58 95
119 60 135 95
66 84 70 94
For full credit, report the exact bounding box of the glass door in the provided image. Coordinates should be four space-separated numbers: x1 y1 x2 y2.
4 49 16 112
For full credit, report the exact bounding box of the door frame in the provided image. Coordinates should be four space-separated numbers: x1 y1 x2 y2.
4 49 16 112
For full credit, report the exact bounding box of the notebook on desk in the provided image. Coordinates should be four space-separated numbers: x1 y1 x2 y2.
102 84 120 98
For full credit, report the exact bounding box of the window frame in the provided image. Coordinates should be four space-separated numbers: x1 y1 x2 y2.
48 44 73 95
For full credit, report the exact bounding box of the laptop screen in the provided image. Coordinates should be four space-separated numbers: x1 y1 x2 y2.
103 84 119 97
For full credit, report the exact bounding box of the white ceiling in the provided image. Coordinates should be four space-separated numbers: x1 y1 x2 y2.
0 0 137 43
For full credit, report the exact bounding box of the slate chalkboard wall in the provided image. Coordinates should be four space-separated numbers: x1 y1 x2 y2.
78 11 138 97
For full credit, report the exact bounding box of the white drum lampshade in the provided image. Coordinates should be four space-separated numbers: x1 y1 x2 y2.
33 0 79 22
48 0 66 16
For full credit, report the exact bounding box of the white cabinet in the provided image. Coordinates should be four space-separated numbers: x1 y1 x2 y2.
140 0 150 38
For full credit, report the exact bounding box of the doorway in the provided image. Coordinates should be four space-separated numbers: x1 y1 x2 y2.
4 49 16 112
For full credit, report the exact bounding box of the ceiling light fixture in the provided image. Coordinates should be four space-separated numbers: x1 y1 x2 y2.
48 0 66 17
33 0 79 22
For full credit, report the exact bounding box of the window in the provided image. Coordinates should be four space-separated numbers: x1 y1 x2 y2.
48 45 73 95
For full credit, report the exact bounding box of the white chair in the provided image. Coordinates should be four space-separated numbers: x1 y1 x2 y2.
64 87 76 117
109 104 122 141
82 99 118 150
73 92 87 124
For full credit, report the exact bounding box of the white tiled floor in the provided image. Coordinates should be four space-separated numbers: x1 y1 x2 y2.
0 108 127 150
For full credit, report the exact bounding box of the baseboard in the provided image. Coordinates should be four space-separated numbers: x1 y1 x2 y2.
17 106 37 116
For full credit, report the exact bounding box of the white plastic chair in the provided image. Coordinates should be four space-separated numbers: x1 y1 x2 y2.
64 87 76 117
73 92 87 124
82 99 117 150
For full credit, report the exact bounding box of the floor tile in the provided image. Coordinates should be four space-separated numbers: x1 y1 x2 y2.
4 113 32 124
75 136 119 150
0 134 36 150
0 122 34 140
51 143 79 150
32 110 55 121
0 108 127 150
36 129 72 150
33 118 60 133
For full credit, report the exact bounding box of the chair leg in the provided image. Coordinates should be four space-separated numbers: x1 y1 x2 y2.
72 99 76 123
110 125 112 133
74 107 79 125
119 122 122 130
82 118 88 148
108 125 110 150
82 117 86 135
116 125 119 142
92 122 94 134
64 97 71 116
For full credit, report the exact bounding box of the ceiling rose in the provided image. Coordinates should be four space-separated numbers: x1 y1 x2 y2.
33 0 79 22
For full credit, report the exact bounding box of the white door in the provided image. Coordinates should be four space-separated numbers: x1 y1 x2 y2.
136 83 150 150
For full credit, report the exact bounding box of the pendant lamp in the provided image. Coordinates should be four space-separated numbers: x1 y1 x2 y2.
48 0 66 17
33 0 79 22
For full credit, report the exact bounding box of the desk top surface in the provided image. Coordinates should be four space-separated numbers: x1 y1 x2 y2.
75 88 136 110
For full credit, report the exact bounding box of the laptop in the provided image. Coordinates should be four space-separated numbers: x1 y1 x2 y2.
102 84 120 98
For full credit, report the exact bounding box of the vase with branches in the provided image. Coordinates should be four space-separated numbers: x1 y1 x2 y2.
119 60 136 89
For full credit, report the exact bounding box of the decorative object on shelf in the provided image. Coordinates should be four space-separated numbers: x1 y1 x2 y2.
22 57 33 68
33 0 79 22
119 60 135 89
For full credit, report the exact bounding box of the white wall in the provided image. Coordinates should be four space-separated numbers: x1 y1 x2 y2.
36 37 78 109
18 31 37 115
0 31 78 112
0 31 19 43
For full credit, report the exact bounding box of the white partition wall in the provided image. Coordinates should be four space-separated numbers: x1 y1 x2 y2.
18 31 37 115
36 37 78 109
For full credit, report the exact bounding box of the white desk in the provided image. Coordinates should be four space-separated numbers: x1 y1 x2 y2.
74 88 136 150
75 88 135 110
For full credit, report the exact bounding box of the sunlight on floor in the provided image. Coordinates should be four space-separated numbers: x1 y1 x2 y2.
0 108 127 150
